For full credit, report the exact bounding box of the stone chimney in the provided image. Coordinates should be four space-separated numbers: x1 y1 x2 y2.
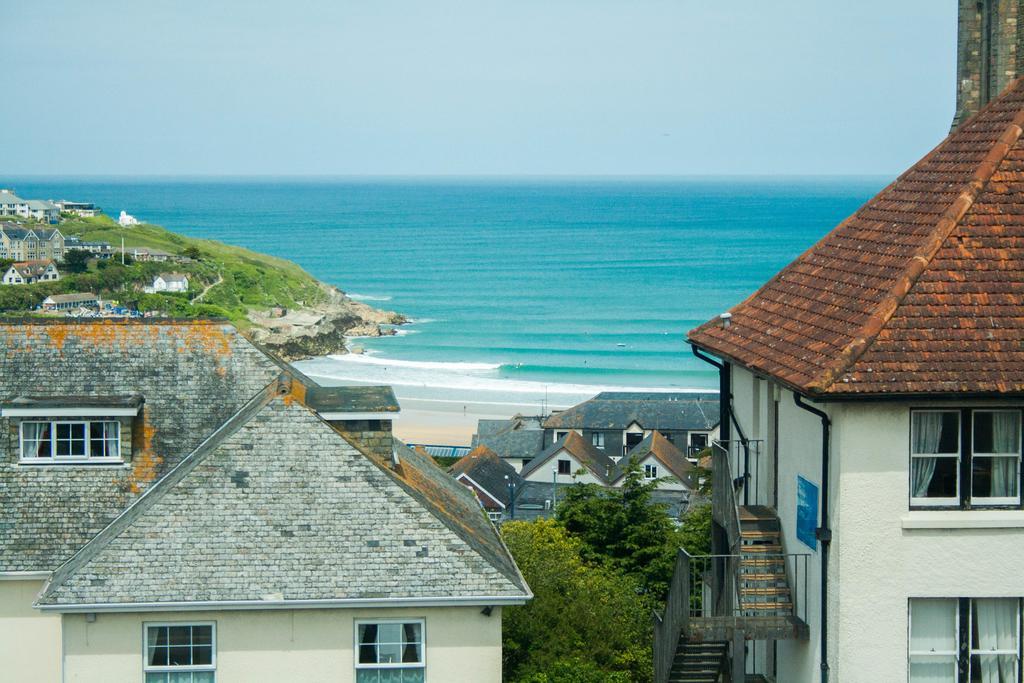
953 0 1024 130
302 385 400 461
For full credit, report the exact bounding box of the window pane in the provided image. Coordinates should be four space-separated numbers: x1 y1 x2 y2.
910 599 957 653
912 456 959 500
145 674 169 683
168 626 191 646
192 645 213 666
148 645 168 667
909 657 957 682
912 412 960 455
192 626 213 646
356 671 380 683
972 457 1019 499
970 655 1017 682
168 646 192 666
192 673 215 683
974 411 1021 455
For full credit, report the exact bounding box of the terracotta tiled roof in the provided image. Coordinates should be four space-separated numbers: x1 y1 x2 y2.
689 77 1024 397
520 431 616 482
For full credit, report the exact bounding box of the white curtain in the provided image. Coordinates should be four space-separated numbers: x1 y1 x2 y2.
912 413 944 498
21 422 49 458
910 599 958 683
975 598 1019 683
989 413 1020 498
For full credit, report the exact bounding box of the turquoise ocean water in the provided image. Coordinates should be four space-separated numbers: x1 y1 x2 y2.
5 177 885 395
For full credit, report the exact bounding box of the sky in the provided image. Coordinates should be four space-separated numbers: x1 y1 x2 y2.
3 1 956 176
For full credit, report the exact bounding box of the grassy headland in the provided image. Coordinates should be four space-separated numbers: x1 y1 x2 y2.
0 214 403 358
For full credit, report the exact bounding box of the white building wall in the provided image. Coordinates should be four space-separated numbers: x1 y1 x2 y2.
521 448 605 485
0 578 62 682
729 365 831 681
61 605 503 683
832 401 1024 682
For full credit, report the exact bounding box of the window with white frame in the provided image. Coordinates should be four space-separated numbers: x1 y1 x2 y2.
910 409 1023 508
19 420 120 462
356 620 425 683
557 459 572 475
144 623 215 683
909 598 1020 683
592 432 605 449
554 430 569 442
644 464 659 479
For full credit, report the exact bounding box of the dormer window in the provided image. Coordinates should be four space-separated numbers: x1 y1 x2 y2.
21 420 121 462
2 394 142 465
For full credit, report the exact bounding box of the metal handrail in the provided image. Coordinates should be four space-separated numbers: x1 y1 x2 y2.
683 553 812 623
653 549 692 683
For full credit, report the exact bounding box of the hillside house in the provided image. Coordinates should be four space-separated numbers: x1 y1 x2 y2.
0 189 29 216
0 320 529 682
64 237 113 258
0 223 65 262
26 200 59 223
121 246 170 262
118 210 140 226
148 272 189 293
542 392 720 460
609 431 698 492
2 259 60 285
655 26 1024 683
41 293 99 311
54 201 101 217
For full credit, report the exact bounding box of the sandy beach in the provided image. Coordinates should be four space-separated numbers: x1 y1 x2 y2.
294 354 708 446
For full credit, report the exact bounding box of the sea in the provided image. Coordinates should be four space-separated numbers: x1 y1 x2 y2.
6 177 886 408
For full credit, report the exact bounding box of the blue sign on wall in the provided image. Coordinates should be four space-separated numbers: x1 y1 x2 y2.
796 475 819 551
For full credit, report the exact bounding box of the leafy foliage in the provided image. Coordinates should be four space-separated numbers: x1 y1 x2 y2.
555 461 685 599
501 520 653 683
61 250 91 273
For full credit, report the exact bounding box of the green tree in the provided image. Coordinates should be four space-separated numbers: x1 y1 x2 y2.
62 249 91 274
556 461 683 599
182 245 202 260
501 520 653 683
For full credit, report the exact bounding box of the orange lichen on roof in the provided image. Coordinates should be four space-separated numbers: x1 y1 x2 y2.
121 413 162 495
281 378 307 407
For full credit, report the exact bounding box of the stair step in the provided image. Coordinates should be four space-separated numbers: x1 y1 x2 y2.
740 586 791 596
740 572 787 581
740 543 781 553
739 529 779 539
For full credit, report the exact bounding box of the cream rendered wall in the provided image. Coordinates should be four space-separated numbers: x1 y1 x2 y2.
62 605 503 683
633 454 688 491
522 448 604 485
833 401 1024 682
729 366 831 681
0 578 62 682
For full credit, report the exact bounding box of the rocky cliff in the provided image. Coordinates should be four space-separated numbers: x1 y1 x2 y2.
247 284 405 361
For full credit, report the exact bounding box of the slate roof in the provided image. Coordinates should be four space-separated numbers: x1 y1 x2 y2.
450 445 524 506
0 191 24 204
689 77 1024 397
611 431 697 488
305 384 400 414
0 226 60 241
543 393 719 431
157 272 188 283
472 416 545 460
8 260 56 278
0 320 285 572
2 394 143 410
520 431 616 483
43 293 98 305
37 379 528 608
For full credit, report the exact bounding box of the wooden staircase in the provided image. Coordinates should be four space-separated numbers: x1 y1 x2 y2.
668 638 728 683
737 506 792 617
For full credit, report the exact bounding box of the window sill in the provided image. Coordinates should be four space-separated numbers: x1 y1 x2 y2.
901 510 1024 529
17 459 127 468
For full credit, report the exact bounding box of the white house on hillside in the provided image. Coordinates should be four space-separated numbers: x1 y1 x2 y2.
147 272 189 293
2 260 60 285
118 210 140 226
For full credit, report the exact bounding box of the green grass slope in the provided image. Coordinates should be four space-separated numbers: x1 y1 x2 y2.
0 214 328 327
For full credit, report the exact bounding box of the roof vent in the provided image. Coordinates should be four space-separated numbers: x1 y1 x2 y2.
720 312 732 329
